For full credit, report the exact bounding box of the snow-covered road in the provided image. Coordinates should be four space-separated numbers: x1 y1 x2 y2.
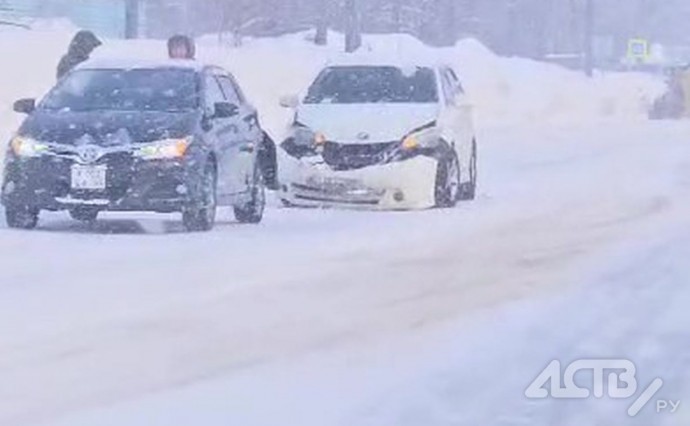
1 121 689 425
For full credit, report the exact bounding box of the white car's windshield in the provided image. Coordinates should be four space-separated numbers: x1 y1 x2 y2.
304 66 438 104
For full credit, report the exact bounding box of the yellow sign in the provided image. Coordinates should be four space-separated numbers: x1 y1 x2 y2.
627 38 650 61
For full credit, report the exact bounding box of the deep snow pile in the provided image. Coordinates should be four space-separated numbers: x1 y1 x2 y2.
0 26 665 162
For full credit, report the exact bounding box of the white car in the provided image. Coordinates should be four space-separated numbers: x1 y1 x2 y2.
277 60 477 210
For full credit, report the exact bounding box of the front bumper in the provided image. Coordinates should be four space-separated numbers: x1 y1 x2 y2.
280 154 438 210
2 153 193 213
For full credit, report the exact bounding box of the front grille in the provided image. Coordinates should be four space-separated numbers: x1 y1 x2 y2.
321 141 400 171
62 151 135 201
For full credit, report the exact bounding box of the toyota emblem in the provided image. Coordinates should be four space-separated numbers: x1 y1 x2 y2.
78 145 101 164
357 132 370 141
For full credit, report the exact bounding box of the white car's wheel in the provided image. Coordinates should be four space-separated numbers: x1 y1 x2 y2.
459 139 478 201
435 152 461 208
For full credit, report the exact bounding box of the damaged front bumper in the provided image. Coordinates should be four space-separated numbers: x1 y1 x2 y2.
280 154 438 210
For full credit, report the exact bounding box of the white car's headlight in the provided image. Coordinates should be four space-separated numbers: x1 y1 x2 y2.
10 136 49 158
400 122 439 151
134 137 191 160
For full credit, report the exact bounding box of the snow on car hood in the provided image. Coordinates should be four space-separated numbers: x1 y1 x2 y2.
295 103 439 143
19 110 198 146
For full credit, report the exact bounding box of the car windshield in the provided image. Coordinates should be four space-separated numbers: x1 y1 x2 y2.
304 66 438 104
41 68 199 112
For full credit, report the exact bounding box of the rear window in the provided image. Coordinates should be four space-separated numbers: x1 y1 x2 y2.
304 66 438 104
41 68 199 113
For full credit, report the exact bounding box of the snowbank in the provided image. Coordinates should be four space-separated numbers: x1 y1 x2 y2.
0 26 665 164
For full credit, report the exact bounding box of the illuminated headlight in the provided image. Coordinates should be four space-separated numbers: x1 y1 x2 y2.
10 136 49 158
401 135 420 150
134 137 191 160
400 122 439 151
292 124 327 146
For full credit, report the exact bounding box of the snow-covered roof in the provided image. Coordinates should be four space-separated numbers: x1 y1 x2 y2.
324 54 444 70
76 58 209 72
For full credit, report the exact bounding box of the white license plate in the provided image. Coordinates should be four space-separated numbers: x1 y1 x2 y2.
71 165 107 190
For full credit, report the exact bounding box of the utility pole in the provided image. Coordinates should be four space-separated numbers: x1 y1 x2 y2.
584 0 594 76
392 0 402 33
315 0 329 45
344 0 361 52
125 0 140 39
504 0 519 56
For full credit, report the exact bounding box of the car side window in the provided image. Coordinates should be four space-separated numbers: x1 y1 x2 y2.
217 75 243 106
204 74 225 114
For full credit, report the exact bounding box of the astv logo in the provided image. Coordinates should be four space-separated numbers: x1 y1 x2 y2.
525 359 681 417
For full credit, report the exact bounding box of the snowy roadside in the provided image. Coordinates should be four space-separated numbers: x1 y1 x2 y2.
1 121 689 425
36 224 690 426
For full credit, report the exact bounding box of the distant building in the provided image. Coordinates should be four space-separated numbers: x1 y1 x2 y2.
0 0 128 38
140 0 192 38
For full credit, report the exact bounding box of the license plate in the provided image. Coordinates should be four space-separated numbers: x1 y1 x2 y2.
71 165 107 190
307 177 361 195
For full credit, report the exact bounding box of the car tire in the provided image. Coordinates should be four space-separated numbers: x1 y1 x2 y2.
435 152 461 208
183 162 217 232
259 132 279 191
5 206 39 230
69 207 99 223
459 139 478 201
234 163 265 224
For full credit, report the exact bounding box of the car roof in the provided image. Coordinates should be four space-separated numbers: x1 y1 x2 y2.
76 58 212 73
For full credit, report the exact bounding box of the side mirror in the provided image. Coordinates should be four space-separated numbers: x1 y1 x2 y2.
213 102 239 119
14 98 36 114
279 94 300 109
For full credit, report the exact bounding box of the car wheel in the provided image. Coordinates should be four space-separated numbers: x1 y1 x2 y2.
183 162 217 232
234 163 266 224
459 139 478 201
69 207 99 223
5 206 39 230
435 152 461 208
259 132 279 191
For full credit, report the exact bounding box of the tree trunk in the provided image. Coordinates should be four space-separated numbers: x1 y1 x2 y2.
344 0 361 52
125 0 140 39
393 0 402 33
584 0 594 76
315 0 329 45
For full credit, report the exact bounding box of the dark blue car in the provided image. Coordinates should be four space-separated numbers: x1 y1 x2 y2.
2 59 270 231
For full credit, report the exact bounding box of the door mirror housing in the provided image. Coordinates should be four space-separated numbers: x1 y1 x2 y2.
213 102 239 119
279 94 300 109
14 98 36 114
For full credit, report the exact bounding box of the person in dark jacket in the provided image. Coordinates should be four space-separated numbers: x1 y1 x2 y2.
168 35 196 60
57 31 102 80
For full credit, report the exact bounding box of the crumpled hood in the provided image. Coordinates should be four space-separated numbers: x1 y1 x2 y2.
18 110 198 146
295 103 439 143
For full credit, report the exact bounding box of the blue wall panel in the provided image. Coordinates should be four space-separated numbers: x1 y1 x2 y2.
0 0 127 38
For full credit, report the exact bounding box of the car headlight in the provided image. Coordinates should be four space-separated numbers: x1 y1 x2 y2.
400 121 438 151
290 123 327 146
401 135 420 150
10 136 49 158
134 137 191 160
